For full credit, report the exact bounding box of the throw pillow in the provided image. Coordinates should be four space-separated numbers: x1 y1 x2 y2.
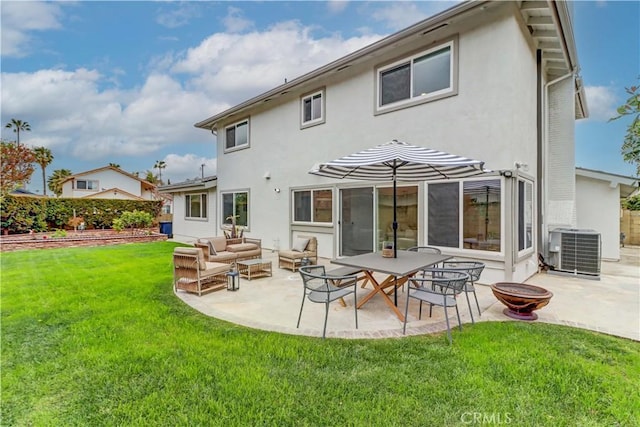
292 237 309 252
198 238 216 255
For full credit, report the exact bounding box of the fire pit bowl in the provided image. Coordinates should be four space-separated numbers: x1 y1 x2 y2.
490 282 553 321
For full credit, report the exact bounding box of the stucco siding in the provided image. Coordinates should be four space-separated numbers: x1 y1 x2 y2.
546 76 576 231
170 190 218 243
215 6 540 261
576 175 620 261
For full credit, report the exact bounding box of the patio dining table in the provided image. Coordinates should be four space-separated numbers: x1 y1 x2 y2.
331 250 452 322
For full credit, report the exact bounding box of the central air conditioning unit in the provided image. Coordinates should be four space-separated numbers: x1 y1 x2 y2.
548 228 601 279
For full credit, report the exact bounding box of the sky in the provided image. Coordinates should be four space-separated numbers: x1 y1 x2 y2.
1 1 638 194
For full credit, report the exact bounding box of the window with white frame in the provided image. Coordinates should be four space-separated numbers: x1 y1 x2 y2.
76 179 99 190
224 119 249 151
377 40 455 110
293 189 332 223
301 90 325 127
222 191 249 227
518 179 533 252
185 193 207 219
427 179 502 252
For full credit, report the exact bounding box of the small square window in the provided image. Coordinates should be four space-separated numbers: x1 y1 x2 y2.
301 89 325 128
225 119 249 151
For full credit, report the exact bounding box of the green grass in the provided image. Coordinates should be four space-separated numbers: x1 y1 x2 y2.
2 242 639 426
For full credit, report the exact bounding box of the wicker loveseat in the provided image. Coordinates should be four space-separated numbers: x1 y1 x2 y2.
194 236 262 264
173 247 231 296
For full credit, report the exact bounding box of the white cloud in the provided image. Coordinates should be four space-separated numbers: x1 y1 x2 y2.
155 3 201 29
584 85 618 122
1 12 384 184
162 153 217 183
367 1 459 31
327 1 349 14
173 20 383 105
0 1 66 57
1 68 215 162
223 6 254 33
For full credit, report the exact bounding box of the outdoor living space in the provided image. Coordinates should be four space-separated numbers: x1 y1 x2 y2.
174 246 640 341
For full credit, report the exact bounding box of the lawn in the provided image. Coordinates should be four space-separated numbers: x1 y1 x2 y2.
2 242 639 426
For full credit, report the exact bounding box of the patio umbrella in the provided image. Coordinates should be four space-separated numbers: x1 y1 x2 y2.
309 139 489 257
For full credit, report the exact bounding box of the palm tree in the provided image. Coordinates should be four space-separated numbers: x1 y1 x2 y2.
33 147 54 195
154 160 166 184
47 169 72 197
144 170 158 184
5 119 31 146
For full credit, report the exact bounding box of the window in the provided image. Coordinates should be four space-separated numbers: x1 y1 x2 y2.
377 40 454 110
301 90 325 127
185 194 207 219
293 189 332 223
76 180 99 190
225 119 249 151
378 186 418 250
518 180 533 252
427 179 502 252
222 191 248 227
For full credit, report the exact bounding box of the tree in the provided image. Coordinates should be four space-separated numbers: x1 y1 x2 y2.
0 140 36 196
610 81 640 176
47 168 72 197
33 146 54 196
4 119 31 146
144 170 158 184
154 160 166 184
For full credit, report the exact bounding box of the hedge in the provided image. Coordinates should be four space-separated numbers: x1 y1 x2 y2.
0 196 163 234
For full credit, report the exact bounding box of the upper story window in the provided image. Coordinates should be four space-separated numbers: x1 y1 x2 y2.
224 119 249 152
376 39 456 113
293 189 332 223
186 193 207 219
300 89 325 128
76 179 99 190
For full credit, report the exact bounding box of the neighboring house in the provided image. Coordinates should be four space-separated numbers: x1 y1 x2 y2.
60 166 157 200
575 167 638 261
191 1 588 283
159 176 217 241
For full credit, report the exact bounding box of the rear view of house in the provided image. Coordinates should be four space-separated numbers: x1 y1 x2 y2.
189 0 587 283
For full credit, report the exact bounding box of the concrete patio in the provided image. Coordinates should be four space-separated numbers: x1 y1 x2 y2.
175 246 639 341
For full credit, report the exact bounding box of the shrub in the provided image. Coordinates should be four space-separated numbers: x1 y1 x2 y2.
113 210 153 233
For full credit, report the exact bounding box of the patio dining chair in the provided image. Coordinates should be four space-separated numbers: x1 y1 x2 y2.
438 261 485 324
403 270 469 344
298 265 358 338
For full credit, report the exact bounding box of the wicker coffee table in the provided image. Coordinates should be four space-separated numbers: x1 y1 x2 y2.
237 258 272 280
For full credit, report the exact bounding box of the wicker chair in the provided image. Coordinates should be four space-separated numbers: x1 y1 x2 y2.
278 235 318 272
173 247 231 296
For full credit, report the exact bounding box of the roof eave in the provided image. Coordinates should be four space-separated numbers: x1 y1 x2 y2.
194 0 486 130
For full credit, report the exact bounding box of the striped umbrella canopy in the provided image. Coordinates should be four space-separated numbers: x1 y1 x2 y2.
309 139 489 257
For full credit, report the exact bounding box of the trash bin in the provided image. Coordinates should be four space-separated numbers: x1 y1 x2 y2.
159 221 173 238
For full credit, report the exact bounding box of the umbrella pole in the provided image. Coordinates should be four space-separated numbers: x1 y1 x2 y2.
393 168 398 258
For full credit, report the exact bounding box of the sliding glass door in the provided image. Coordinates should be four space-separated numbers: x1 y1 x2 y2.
339 187 374 256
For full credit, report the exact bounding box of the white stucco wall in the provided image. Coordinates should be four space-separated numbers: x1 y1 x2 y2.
214 4 539 267
170 190 218 244
576 175 620 261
